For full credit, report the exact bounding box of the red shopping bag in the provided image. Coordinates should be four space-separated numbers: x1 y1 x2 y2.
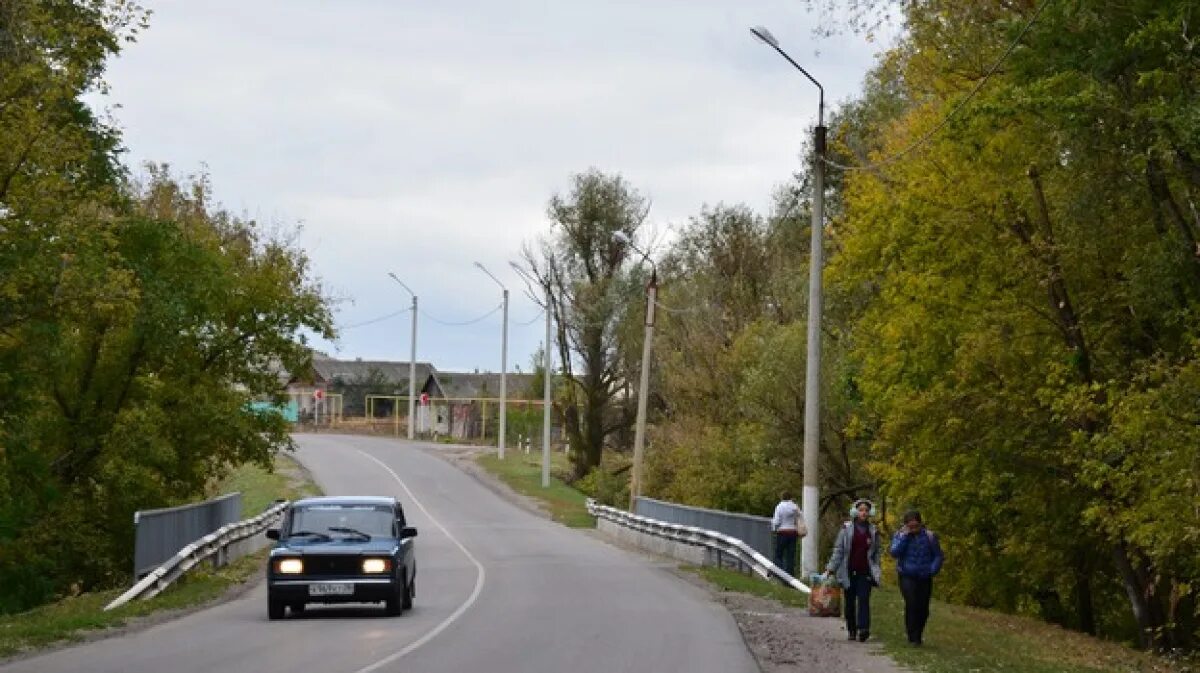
808 578 842 617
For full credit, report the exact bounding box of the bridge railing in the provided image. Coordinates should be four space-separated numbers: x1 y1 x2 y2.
134 493 244 579
587 499 810 594
633 496 775 560
106 500 288 611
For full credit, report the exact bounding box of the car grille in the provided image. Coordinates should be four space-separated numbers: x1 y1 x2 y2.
303 556 362 576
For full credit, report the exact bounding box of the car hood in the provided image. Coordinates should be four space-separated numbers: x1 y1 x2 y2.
275 538 399 555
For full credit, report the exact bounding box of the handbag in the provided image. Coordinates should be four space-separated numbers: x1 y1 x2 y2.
808 575 842 617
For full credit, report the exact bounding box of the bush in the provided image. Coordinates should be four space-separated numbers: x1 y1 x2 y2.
575 454 631 507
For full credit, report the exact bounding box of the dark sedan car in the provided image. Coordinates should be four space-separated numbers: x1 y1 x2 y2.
265 495 417 619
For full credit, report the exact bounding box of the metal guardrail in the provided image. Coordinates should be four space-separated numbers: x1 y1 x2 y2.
587 499 810 594
134 492 243 578
634 496 774 560
105 501 289 611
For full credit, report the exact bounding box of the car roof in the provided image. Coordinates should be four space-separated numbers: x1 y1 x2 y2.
291 495 397 508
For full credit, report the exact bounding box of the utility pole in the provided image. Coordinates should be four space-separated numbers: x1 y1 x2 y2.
751 25 826 578
389 273 418 440
541 282 553 488
629 272 656 511
475 263 509 459
510 261 555 488
612 231 657 512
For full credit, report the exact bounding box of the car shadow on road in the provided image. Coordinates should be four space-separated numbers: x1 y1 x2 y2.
272 604 413 621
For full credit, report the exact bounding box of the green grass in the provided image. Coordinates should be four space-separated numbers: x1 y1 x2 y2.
218 452 323 516
0 454 321 661
692 566 1181 673
475 450 596 528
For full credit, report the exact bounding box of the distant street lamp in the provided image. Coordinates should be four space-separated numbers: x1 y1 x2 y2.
613 230 656 512
751 24 826 578
475 262 509 459
511 262 554 488
387 273 418 440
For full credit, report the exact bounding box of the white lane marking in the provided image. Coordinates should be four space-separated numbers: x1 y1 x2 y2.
352 449 486 673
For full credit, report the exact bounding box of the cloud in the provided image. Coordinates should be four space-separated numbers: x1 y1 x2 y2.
98 0 888 369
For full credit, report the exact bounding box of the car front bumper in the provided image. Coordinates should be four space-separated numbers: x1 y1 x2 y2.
268 578 398 604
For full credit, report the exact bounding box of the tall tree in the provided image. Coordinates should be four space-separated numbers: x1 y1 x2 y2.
522 169 647 479
822 0 1200 649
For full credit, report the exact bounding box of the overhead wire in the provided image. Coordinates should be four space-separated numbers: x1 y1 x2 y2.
515 308 546 326
339 307 412 330
419 303 503 326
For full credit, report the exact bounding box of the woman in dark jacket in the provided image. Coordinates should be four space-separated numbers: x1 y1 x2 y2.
889 510 944 646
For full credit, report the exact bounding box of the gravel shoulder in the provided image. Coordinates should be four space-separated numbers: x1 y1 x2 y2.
426 442 908 673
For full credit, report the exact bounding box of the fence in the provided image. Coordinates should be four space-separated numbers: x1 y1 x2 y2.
356 396 567 447
133 492 243 579
634 496 775 561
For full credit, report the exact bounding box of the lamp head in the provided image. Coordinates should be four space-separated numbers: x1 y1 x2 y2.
750 26 779 48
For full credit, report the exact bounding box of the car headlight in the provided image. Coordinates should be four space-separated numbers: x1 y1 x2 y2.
362 558 391 573
276 558 303 574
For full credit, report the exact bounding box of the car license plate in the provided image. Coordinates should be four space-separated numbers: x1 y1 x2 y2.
309 583 353 597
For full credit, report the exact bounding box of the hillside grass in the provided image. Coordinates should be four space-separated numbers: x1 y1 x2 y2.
475 449 595 528
694 566 1185 673
0 453 320 661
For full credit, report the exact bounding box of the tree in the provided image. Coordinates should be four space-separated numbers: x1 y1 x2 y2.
820 0 1200 649
521 169 648 480
0 165 333 612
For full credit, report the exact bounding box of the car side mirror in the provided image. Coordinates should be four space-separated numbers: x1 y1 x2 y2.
399 527 418 539
266 529 280 540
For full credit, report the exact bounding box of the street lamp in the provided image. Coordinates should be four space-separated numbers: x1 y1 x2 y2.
751 25 827 578
511 261 554 488
613 230 657 512
387 273 418 440
475 262 509 460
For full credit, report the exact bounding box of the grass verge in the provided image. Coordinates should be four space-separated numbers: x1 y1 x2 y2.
0 453 321 661
692 566 1182 673
475 450 595 528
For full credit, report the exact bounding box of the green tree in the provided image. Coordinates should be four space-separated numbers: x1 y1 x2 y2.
819 0 1200 649
522 169 647 480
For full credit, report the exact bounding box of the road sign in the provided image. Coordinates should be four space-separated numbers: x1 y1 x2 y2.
420 393 430 405
313 389 325 401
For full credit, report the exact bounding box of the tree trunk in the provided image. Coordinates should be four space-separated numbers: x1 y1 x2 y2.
1111 542 1167 650
1073 556 1096 635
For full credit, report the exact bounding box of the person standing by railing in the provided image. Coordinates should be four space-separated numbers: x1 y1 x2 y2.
771 491 806 576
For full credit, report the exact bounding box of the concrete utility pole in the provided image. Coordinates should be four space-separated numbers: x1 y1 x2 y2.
475 263 509 459
612 231 656 512
388 273 418 440
511 261 554 488
751 25 826 578
541 282 553 488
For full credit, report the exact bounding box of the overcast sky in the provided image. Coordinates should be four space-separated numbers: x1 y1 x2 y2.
96 1 891 374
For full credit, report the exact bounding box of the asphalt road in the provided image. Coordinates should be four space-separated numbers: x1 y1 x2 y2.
6 434 759 673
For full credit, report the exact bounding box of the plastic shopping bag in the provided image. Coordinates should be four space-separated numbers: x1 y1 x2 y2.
808 575 842 617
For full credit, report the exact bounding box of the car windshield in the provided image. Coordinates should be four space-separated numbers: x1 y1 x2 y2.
288 504 394 539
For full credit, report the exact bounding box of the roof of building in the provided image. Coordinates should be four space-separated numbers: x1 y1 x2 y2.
309 356 436 387
426 371 540 400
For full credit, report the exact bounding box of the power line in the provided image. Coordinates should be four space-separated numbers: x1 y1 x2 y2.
515 308 545 326
340 307 412 330
419 303 503 326
826 0 1055 173
654 299 707 316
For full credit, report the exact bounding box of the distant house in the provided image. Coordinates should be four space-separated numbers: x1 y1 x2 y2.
421 371 539 439
285 354 436 419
